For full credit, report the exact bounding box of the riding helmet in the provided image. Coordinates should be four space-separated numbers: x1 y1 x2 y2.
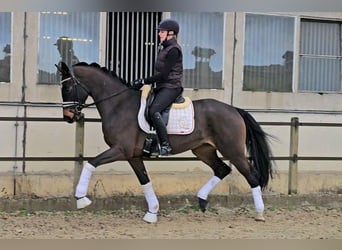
158 19 180 34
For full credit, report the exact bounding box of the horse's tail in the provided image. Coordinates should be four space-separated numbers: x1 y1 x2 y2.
235 107 274 190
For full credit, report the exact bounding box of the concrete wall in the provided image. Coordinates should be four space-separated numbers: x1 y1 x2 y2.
1 169 341 199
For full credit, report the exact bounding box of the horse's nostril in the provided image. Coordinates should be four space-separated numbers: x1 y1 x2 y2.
63 115 74 123
63 108 75 123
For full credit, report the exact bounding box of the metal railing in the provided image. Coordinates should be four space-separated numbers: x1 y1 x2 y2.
1 115 342 194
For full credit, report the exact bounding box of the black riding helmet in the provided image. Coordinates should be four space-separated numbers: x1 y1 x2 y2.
158 19 180 35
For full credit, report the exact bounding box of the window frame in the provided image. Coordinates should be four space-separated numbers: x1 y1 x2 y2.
36 12 103 85
298 17 342 94
0 12 12 84
171 12 225 89
242 12 296 93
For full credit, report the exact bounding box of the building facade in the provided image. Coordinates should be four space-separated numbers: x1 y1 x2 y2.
0 12 341 195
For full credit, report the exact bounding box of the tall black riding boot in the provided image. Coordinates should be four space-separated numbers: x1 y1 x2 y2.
151 112 172 156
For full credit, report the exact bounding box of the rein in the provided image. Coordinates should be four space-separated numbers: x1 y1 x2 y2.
82 87 130 109
61 74 130 112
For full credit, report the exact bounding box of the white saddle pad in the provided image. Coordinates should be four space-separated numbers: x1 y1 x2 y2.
138 86 195 135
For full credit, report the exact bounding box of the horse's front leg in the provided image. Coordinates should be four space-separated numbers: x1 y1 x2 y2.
75 162 95 209
128 158 159 223
75 147 126 209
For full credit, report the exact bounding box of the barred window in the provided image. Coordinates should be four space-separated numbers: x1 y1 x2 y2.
243 13 295 92
299 19 342 93
0 12 11 83
37 12 100 84
171 12 224 89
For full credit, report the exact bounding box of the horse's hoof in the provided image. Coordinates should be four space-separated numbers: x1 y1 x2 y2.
198 197 208 213
143 211 158 223
76 197 92 209
254 212 266 222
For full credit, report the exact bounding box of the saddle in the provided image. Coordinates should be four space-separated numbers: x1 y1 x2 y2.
138 85 195 157
143 87 186 127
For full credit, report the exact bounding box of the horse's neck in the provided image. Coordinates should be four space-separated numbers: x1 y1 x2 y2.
79 68 136 119
85 73 125 101
90 83 138 120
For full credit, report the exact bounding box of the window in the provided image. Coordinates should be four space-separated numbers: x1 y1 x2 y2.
243 13 295 92
0 12 11 83
37 12 100 84
106 12 161 83
299 19 342 93
171 12 224 89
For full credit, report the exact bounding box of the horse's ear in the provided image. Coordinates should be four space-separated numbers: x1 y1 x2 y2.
55 63 62 73
55 62 71 76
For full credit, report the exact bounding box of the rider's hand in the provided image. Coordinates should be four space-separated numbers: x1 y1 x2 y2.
131 78 144 90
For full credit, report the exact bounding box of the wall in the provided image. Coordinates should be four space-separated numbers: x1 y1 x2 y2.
0 12 341 199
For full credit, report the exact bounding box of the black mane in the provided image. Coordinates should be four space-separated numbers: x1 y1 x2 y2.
74 62 130 87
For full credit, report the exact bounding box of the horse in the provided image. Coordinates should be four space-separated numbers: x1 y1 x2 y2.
56 61 274 223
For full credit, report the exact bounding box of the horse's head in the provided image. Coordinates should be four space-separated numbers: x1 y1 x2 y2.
55 62 89 123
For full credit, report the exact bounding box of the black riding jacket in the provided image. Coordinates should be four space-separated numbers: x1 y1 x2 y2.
144 38 183 90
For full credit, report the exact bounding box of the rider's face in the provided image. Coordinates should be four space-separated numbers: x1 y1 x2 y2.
158 30 168 42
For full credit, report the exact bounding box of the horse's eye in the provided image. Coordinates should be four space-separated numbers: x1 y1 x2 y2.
62 84 73 93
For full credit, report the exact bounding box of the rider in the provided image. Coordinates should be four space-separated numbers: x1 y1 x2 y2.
132 19 183 156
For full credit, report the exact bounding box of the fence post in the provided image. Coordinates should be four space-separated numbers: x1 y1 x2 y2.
73 114 85 194
288 117 299 194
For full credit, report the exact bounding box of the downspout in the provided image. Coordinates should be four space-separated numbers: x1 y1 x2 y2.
13 119 18 195
230 12 237 106
21 12 28 174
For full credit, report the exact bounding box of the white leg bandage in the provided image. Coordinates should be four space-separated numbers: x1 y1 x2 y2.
75 162 95 198
142 182 159 214
197 176 221 200
252 186 264 213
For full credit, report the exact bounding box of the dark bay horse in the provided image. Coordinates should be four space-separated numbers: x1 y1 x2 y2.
56 62 274 223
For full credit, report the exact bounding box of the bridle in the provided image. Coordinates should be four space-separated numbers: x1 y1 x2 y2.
60 75 89 117
61 73 130 118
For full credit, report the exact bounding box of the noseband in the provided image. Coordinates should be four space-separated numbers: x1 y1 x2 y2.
60 74 90 120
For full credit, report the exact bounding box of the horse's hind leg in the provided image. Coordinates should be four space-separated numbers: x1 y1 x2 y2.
191 144 232 212
228 154 266 222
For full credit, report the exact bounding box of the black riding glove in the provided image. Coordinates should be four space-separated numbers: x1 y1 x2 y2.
131 78 144 90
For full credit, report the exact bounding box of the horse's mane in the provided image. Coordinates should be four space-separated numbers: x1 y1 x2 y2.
74 62 130 87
